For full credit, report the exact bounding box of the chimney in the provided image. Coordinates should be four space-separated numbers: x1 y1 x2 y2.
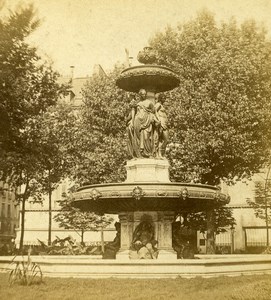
125 49 133 67
70 66 75 82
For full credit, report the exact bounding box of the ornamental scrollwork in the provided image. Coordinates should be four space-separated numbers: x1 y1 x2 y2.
156 190 168 197
110 191 121 197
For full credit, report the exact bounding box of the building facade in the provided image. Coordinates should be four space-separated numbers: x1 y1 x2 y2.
0 181 19 246
198 171 271 254
16 179 116 246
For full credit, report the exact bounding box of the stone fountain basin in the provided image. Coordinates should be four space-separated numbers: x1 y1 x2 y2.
72 182 229 214
1 255 271 278
116 65 180 93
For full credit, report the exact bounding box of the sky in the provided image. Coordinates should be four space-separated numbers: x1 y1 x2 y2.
1 0 271 77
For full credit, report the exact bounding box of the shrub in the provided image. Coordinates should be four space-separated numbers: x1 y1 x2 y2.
9 250 43 286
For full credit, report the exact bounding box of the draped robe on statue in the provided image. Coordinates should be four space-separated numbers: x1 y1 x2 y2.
133 99 156 158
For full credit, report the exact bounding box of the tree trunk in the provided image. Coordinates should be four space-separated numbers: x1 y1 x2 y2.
265 202 269 247
81 229 84 245
230 227 235 254
48 191 52 246
206 209 216 254
101 226 104 253
265 166 270 247
19 197 26 252
48 175 52 246
19 179 29 253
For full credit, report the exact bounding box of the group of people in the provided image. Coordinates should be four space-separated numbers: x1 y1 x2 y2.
127 89 168 159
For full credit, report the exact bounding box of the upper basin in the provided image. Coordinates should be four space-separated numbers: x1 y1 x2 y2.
116 65 180 93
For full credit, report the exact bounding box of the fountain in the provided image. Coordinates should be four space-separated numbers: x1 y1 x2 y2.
1 47 271 278
72 47 229 260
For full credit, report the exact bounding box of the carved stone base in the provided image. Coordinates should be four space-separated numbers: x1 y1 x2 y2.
118 211 176 260
125 158 170 183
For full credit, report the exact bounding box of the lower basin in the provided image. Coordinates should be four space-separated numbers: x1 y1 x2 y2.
1 255 270 278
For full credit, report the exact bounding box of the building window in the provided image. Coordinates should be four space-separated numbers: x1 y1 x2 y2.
199 239 206 246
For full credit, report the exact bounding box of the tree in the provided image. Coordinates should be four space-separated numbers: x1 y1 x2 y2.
183 207 235 253
247 163 271 247
23 102 78 245
13 155 44 251
149 10 271 252
184 207 235 235
76 12 271 187
70 67 129 185
54 190 113 245
149 10 271 185
0 5 69 249
66 11 271 253
0 5 67 157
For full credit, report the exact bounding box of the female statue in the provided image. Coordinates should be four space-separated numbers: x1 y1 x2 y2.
126 97 138 157
154 93 168 157
127 89 160 158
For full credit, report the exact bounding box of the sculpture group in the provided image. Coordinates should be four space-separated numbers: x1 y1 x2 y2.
73 47 229 261
129 215 159 259
127 89 168 159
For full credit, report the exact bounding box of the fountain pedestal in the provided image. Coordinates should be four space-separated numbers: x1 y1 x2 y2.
125 159 170 183
116 210 176 260
117 159 176 260
73 157 229 259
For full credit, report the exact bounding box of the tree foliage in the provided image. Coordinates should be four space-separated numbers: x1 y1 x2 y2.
25 102 78 191
185 207 235 235
23 102 78 244
54 190 114 243
149 10 271 185
247 165 271 247
71 68 129 185
39 11 271 243
247 164 271 222
73 11 271 188
0 5 70 248
0 5 68 178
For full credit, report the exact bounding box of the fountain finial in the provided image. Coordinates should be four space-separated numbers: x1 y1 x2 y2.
137 47 157 65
